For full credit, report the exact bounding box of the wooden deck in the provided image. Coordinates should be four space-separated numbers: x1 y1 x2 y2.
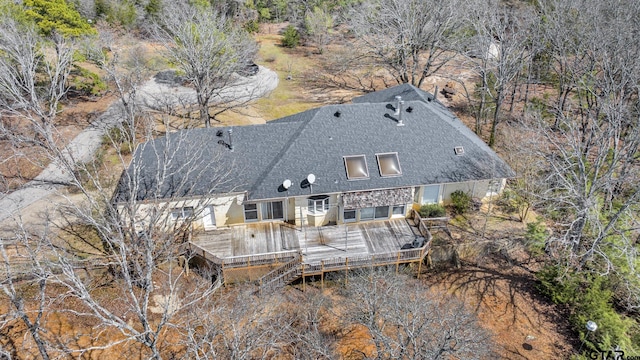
194 222 299 258
191 219 422 266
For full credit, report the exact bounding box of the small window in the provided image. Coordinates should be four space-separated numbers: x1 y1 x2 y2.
454 146 465 155
392 205 405 216
308 195 330 215
171 207 194 221
344 209 357 222
244 203 259 222
344 155 369 180
376 153 402 177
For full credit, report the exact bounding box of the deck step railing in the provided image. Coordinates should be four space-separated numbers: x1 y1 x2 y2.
256 252 303 293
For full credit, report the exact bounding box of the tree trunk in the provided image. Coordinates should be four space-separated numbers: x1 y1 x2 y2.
200 105 210 128
488 93 503 147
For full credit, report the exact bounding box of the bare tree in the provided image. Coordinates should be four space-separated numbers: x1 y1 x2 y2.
154 4 258 127
346 0 467 87
537 0 601 128
0 15 75 158
463 1 532 146
1 29 237 358
0 224 54 360
521 2 640 318
182 288 295 359
304 6 333 54
340 268 493 359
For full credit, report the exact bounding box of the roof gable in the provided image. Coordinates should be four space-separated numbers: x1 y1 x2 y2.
352 83 436 104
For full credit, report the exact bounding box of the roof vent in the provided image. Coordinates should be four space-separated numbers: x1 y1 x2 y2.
216 130 223 137
454 146 465 155
406 106 413 113
334 111 341 117
394 96 402 116
397 100 405 126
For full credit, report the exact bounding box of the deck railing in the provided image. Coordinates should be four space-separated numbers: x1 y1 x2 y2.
187 242 299 269
221 250 300 269
410 209 440 240
303 244 429 275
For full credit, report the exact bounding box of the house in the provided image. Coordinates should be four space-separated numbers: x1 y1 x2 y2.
114 83 513 231
113 84 514 283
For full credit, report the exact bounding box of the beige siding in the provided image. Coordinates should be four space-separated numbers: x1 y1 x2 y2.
211 194 246 226
442 182 475 204
441 179 506 203
117 194 245 231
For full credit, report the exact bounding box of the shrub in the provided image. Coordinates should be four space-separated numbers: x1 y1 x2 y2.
419 204 446 218
524 218 548 256
537 267 638 356
69 65 107 96
244 19 259 34
281 25 300 48
144 0 162 19
450 190 472 215
103 127 132 154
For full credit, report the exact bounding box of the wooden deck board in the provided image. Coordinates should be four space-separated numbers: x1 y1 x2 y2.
191 219 417 264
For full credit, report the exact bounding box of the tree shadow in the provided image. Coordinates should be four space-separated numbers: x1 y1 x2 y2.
422 253 576 357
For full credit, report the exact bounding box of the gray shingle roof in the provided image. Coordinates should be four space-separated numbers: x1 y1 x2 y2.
352 83 436 104
114 85 514 203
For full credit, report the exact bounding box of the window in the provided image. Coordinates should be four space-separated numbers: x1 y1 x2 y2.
344 209 356 222
262 201 284 220
360 207 375 221
375 206 389 219
392 205 405 216
421 185 440 204
308 195 329 214
171 207 194 221
486 179 503 196
244 203 258 222
376 153 402 177
344 155 369 180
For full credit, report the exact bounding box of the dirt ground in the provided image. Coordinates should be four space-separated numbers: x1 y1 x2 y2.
417 209 576 359
424 253 575 359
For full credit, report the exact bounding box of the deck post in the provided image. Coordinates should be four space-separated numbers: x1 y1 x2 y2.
345 258 349 286
221 263 226 288
396 252 401 274
302 263 306 292
417 250 423 279
321 261 325 290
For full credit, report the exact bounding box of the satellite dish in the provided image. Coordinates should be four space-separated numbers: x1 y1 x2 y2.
283 179 292 190
307 174 316 184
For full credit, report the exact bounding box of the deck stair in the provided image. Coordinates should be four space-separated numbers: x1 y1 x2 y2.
256 252 303 294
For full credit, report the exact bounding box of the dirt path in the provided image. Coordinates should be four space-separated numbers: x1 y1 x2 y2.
0 66 278 224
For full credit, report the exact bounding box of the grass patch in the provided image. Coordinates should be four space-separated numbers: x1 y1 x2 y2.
254 34 320 120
